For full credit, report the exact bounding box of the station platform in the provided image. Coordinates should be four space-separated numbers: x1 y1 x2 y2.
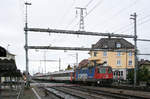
22 87 37 99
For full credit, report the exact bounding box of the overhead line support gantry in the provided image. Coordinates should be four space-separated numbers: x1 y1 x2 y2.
24 28 135 38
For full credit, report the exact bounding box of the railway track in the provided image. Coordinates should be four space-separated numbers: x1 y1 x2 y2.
34 81 150 99
44 85 150 99
44 87 85 99
67 86 150 99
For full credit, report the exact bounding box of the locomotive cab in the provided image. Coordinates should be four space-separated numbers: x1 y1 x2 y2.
94 66 113 85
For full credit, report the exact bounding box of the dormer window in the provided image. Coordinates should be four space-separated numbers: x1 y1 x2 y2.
104 45 108 48
116 42 121 48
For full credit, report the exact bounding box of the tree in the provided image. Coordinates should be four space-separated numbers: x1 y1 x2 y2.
65 64 73 70
138 66 149 82
127 67 150 84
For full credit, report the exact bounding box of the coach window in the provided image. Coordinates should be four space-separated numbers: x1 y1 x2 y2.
78 71 80 74
84 70 86 73
80 70 82 74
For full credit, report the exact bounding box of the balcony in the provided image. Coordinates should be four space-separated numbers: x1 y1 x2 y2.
88 57 100 61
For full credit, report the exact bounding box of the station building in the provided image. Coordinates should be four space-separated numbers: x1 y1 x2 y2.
88 38 135 80
0 46 22 84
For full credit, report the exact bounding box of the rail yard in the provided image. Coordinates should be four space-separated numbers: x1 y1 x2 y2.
1 0 150 99
26 82 150 99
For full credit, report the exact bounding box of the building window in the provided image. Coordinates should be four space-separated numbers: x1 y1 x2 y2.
128 52 132 56
116 43 121 48
103 51 107 56
118 71 120 76
117 59 121 66
117 52 121 56
94 52 97 56
128 60 132 66
121 71 123 76
113 72 116 76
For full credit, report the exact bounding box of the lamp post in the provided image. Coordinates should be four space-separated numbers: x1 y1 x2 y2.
67 52 78 67
7 44 10 52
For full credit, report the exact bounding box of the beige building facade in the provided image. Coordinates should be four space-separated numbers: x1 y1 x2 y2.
88 38 135 80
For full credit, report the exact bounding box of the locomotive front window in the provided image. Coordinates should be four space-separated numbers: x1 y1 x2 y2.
108 68 112 73
99 68 106 73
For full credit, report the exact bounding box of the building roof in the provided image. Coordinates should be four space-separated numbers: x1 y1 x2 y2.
78 59 89 68
92 38 134 49
139 59 150 66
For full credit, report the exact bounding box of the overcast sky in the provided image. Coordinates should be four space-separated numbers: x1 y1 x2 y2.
0 0 150 74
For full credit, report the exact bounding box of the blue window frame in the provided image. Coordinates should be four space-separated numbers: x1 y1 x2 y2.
128 60 132 66
128 52 132 56
103 51 107 56
117 59 121 66
117 52 121 56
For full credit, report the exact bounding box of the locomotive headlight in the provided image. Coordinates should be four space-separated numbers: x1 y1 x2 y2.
97 81 100 84
106 75 108 78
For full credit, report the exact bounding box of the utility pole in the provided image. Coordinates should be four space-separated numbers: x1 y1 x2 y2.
24 2 31 87
76 7 86 31
76 53 78 67
44 51 46 74
130 13 137 87
59 57 61 71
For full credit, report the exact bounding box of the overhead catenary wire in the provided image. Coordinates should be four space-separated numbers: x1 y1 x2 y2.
85 0 104 18
138 15 150 26
103 1 150 33
113 13 150 33
84 0 93 8
59 0 76 26
102 0 140 29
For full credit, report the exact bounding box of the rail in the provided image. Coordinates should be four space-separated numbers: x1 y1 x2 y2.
17 82 25 99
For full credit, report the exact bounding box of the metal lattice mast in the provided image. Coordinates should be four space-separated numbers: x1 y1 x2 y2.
130 13 137 87
76 7 86 31
24 2 31 87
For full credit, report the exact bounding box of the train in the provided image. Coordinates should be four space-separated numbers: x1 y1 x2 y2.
34 64 113 85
